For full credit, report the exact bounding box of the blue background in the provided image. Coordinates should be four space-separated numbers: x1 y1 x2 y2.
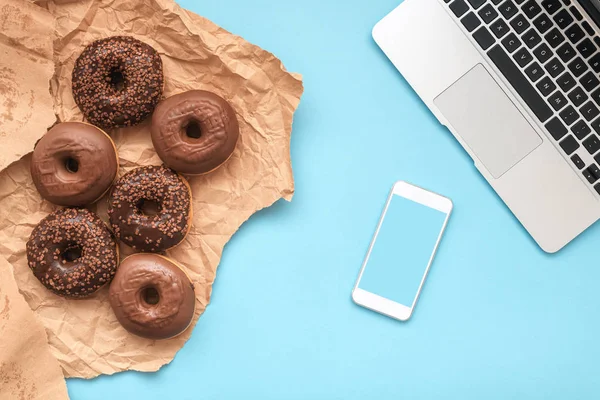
68 0 600 399
359 195 448 307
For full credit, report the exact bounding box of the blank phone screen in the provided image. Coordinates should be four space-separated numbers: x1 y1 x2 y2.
358 194 447 307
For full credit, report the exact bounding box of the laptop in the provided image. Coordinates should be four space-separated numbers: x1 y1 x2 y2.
374 0 600 252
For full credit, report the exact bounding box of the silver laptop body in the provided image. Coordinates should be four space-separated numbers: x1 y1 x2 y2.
374 0 600 252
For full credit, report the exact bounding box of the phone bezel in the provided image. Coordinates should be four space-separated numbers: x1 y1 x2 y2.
352 181 453 321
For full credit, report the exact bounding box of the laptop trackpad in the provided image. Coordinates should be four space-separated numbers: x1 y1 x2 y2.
434 64 542 178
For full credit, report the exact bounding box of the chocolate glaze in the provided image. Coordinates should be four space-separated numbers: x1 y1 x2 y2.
151 90 239 175
26 208 119 298
72 36 164 129
109 254 195 340
30 122 119 206
107 166 192 252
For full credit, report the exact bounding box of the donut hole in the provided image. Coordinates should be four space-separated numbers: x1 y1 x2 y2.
142 287 160 305
137 199 161 217
61 245 82 263
184 120 202 139
63 157 79 173
109 68 126 91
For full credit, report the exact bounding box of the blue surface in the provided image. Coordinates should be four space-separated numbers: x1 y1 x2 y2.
358 194 448 307
68 0 600 399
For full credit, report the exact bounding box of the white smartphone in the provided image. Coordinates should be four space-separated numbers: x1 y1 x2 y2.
352 181 453 321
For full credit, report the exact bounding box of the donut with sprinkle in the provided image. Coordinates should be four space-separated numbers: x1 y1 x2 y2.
26 208 119 298
107 165 192 253
72 36 164 129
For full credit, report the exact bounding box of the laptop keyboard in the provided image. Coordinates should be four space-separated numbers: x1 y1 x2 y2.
444 0 600 194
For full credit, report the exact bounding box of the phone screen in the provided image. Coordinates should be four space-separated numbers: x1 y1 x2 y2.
357 194 448 307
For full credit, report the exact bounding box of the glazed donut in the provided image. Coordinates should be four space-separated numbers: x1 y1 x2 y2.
109 254 195 340
151 90 239 175
72 36 164 129
26 208 119 298
30 122 119 206
107 165 192 252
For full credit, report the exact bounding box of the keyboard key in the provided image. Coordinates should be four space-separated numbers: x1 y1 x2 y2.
557 43 576 62
559 105 579 125
589 54 600 72
588 165 600 182
546 116 568 139
554 9 574 29
545 57 566 77
582 21 595 36
491 0 503 4
467 0 486 9
595 153 600 166
587 164 600 183
498 0 518 19
571 153 585 169
533 14 553 34
571 120 592 139
570 6 583 21
581 101 600 121
450 0 470 17
473 27 496 50
583 164 600 183
580 72 600 91
583 134 600 154
590 117 600 138
522 28 542 48
525 62 544 82
533 43 553 63
592 117 600 134
568 57 589 77
542 0 561 14
537 76 556 96
479 4 499 24
566 24 585 44
487 45 553 122
577 39 597 59
595 37 600 47
545 28 565 48
514 47 534 67
523 0 542 19
592 88 600 106
593 182 600 195
510 13 531 34
557 72 576 92
502 33 522 53
560 135 580 154
491 19 510 38
569 87 589 107
549 91 568 110
462 12 482 32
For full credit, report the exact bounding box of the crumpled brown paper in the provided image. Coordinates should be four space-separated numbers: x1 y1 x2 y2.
0 0 56 170
0 0 303 379
0 256 70 399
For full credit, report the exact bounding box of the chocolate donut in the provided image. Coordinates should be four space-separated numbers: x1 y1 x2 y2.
151 90 239 175
26 208 119 298
107 166 192 252
109 254 195 340
30 122 119 206
72 36 164 129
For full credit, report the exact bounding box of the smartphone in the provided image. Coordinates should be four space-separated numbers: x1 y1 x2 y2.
352 181 452 321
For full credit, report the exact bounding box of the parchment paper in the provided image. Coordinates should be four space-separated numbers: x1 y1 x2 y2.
0 0 303 378
0 0 55 170
0 255 69 400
